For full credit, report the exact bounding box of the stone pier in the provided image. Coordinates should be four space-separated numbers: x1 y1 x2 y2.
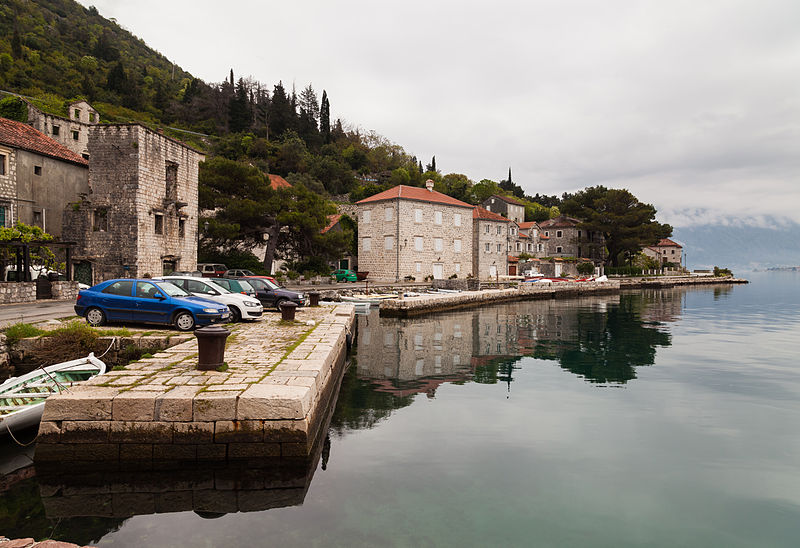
34 304 354 462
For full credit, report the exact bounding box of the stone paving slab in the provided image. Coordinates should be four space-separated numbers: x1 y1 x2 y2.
35 304 354 461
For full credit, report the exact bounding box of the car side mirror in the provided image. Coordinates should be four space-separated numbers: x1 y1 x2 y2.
154 293 166 300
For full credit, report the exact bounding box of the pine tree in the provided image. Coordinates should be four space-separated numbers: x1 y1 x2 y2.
229 78 252 133
106 61 127 94
297 84 320 146
269 81 294 138
320 90 331 144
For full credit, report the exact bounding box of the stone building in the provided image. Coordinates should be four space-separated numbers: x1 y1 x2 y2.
643 238 683 266
472 206 511 279
482 194 525 223
517 221 548 257
63 123 204 285
539 215 604 261
356 181 474 281
0 117 89 237
26 100 99 160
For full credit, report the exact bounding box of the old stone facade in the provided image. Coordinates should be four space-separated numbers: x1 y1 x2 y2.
0 117 89 236
64 124 203 284
482 194 525 223
473 207 511 279
517 221 548 257
539 215 604 262
26 100 99 159
356 183 474 281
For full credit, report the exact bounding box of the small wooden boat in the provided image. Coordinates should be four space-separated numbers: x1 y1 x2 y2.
0 353 106 436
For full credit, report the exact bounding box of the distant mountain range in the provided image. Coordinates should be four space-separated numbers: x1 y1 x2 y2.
673 220 800 272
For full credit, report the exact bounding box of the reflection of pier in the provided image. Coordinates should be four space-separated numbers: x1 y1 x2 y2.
356 290 680 387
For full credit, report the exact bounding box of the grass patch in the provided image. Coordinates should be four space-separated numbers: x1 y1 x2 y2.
100 327 134 336
217 362 229 372
112 365 126 371
141 353 154 359
4 322 46 345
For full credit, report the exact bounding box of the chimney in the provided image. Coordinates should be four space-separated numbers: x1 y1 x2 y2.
425 179 434 192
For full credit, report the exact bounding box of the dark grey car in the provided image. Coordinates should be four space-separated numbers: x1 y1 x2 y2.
245 278 305 310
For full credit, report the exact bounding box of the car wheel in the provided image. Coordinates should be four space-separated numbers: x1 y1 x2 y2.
230 306 242 322
85 307 106 327
174 311 195 331
274 298 287 312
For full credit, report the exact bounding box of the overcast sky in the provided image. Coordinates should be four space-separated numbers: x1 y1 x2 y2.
78 0 800 227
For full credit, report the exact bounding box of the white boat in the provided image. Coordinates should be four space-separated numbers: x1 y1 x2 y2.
340 293 397 305
0 353 106 436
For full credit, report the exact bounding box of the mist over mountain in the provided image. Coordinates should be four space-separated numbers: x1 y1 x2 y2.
673 219 800 272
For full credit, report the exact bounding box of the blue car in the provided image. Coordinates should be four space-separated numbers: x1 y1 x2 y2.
74 278 230 331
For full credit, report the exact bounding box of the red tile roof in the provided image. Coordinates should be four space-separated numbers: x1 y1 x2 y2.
473 206 511 222
518 233 530 239
268 174 291 190
653 238 682 248
0 117 88 167
518 221 536 229
539 215 581 229
491 194 525 206
321 214 342 234
508 255 519 262
357 185 473 208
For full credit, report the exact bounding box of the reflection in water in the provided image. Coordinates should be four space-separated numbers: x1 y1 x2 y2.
353 292 675 403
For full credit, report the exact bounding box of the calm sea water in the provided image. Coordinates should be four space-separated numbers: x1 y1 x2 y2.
2 272 799 547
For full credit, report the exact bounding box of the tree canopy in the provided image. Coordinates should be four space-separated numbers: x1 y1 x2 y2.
561 186 672 266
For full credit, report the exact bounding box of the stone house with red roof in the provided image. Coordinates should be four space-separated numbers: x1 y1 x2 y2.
473 207 511 279
482 194 525 223
356 181 474 281
26 99 99 160
0 117 89 237
642 238 683 266
539 215 605 262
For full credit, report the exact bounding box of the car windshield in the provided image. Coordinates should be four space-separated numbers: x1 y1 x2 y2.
260 278 280 290
154 280 189 297
206 279 232 294
238 280 255 292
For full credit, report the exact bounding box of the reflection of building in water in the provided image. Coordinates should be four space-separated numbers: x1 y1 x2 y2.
638 288 686 323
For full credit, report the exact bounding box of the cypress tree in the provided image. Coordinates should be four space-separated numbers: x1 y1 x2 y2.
320 90 331 144
11 25 22 59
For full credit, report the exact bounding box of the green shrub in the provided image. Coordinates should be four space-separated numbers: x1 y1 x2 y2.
577 262 595 275
4 323 46 345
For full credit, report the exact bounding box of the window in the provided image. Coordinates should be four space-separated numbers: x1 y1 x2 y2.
0 204 7 227
179 218 185 238
454 213 461 227
496 226 502 235
485 225 489 234
32 210 42 228
93 208 108 232
434 211 442 225
89 113 96 122
533 229 538 238
453 239 462 253
510 227 516 235
538 243 543 252
52 125 60 136
72 130 79 140
362 210 371 224
136 282 161 299
577 230 582 238
486 205 491 212
556 246 563 253
415 208 422 223
415 262 422 272
154 214 164 235
362 237 372 251
0 153 5 175
497 243 502 252
102 280 134 296
74 109 81 119
414 236 423 251
383 207 392 221
516 242 521 251
384 236 394 250
34 166 42 176
187 279 217 295
434 238 443 252
545 231 549 237
671 249 675 255
81 153 89 160
454 263 461 273
557 230 563 238
485 243 490 252
166 161 178 201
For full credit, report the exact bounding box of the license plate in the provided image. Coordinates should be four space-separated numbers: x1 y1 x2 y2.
221 312 230 319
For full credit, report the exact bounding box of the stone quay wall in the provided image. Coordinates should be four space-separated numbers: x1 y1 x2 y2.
34 304 354 462
380 280 621 317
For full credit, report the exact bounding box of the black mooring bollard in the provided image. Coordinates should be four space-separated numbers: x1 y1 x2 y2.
309 291 320 307
195 325 231 370
280 301 298 321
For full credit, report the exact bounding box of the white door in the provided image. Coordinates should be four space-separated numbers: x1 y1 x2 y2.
489 265 497 279
554 263 562 277
432 263 444 279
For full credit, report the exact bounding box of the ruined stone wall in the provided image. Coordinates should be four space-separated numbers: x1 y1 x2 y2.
27 106 91 158
132 126 201 277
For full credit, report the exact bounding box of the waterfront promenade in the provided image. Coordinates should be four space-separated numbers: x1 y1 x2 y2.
34 304 354 462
